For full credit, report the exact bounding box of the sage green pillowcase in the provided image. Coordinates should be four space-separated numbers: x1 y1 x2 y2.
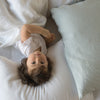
51 0 100 99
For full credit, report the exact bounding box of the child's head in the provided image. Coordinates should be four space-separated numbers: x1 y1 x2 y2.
27 51 48 75
18 51 52 86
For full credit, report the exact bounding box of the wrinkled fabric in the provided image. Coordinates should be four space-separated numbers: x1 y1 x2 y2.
0 40 79 100
0 0 48 47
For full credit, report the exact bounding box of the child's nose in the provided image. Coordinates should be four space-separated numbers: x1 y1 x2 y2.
36 57 41 63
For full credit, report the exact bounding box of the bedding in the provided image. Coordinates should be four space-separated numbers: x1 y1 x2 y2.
0 40 79 100
48 0 84 10
51 0 100 99
0 0 48 47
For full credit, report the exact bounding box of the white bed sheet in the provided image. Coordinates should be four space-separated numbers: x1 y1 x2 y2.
0 40 78 100
0 41 100 100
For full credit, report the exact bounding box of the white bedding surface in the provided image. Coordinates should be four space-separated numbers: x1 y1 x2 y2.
0 43 100 100
0 16 100 100
0 40 78 100
0 0 48 47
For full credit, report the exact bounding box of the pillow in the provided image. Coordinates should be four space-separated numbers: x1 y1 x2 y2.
51 0 100 99
0 40 78 100
48 0 84 10
48 0 72 9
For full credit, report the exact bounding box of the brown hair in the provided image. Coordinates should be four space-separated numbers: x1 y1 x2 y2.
18 57 52 86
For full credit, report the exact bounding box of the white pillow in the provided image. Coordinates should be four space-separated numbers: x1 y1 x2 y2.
48 0 84 10
51 0 100 99
0 40 78 100
48 0 72 9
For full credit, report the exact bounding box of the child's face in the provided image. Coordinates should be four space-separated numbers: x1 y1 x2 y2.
26 51 48 74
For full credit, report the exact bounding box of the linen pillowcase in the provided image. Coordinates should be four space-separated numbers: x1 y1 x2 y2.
0 40 78 100
51 0 100 99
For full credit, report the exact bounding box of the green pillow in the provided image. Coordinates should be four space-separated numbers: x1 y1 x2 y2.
51 0 100 99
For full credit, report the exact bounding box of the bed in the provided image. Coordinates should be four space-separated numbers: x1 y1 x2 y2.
0 0 100 100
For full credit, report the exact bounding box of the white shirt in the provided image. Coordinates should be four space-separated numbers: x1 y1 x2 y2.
15 34 47 57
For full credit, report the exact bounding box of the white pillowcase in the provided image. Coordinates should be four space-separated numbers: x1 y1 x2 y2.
48 0 84 9
51 0 100 99
48 0 72 9
0 40 78 100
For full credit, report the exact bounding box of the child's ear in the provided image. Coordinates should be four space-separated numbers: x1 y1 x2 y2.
21 58 27 67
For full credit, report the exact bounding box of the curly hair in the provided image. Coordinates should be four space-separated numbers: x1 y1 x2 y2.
18 57 52 86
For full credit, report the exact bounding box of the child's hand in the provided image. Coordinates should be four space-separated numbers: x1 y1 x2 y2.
42 29 51 38
44 33 56 45
49 33 56 42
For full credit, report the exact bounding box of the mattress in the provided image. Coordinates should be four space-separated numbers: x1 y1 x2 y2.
0 16 100 100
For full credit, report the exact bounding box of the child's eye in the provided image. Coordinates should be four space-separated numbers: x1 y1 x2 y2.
41 62 44 64
32 61 35 64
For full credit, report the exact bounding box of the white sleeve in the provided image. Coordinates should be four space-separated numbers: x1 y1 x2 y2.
15 38 32 57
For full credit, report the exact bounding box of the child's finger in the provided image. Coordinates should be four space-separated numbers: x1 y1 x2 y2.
51 33 56 40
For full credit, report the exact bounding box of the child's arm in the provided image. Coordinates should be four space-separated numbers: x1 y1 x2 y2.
20 24 55 43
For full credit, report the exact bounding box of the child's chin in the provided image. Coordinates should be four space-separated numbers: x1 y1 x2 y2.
34 51 41 54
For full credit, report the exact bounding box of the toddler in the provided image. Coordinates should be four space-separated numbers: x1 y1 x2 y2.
16 24 55 86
